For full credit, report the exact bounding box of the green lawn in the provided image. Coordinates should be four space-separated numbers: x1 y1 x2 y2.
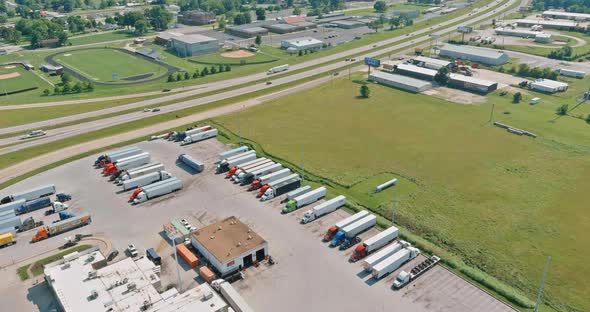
0 66 50 94
54 48 168 83
17 245 92 280
213 74 590 312
67 30 155 46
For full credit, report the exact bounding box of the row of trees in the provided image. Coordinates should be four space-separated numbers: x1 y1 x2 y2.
109 6 173 35
15 18 68 48
367 14 414 32
548 46 573 60
43 74 95 95
502 63 560 80
167 64 232 82
531 0 590 13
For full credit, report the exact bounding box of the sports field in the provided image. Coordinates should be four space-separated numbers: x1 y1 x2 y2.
214 75 590 311
190 50 279 66
54 48 168 83
0 66 48 94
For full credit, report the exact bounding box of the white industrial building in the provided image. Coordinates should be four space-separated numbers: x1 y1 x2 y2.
170 34 219 57
494 27 539 38
438 44 509 65
534 33 553 43
529 79 569 93
448 74 498 94
411 55 452 70
558 68 585 78
191 216 268 277
543 10 590 21
369 71 433 93
44 247 228 312
515 19 578 29
393 63 438 80
281 37 324 51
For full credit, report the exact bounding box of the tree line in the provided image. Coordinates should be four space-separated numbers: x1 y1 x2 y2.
531 0 590 13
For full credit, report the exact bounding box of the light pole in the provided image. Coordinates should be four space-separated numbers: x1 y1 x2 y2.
300 144 304 184
391 180 398 225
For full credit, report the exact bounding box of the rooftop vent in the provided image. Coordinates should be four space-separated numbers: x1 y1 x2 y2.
237 242 242 247
202 291 213 301
210 235 215 239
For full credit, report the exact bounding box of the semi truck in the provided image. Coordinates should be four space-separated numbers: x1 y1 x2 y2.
231 161 276 183
281 185 312 203
1 184 56 204
0 232 16 248
267 64 289 74
58 211 75 221
301 195 346 224
330 214 377 248
219 146 249 160
117 163 165 183
227 158 272 179
178 154 204 172
323 210 369 242
350 226 399 262
256 172 299 197
283 186 327 213
392 255 440 289
363 240 410 272
216 151 257 173
94 146 141 167
236 163 283 185
55 193 71 203
248 168 291 191
259 174 301 201
372 247 420 279
17 216 44 232
45 202 68 215
174 125 212 141
0 199 26 214
132 177 183 204
181 129 218 145
102 152 151 176
211 279 254 312
31 213 92 243
122 171 172 191
15 197 52 215
0 216 22 231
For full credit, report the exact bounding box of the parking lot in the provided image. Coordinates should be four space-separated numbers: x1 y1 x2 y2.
0 138 515 312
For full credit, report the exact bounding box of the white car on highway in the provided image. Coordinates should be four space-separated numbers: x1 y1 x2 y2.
20 130 46 140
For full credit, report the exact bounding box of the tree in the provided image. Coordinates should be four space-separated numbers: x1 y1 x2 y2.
374 0 387 13
193 72 199 78
134 19 149 35
85 82 95 91
54 85 62 94
434 67 449 85
201 67 209 76
168 74 175 82
255 34 262 45
586 114 590 124
145 6 173 31
211 65 217 74
42 89 51 96
556 104 569 116
62 83 71 93
286 0 294 7
218 64 224 72
298 50 303 56
360 85 370 98
176 73 182 81
61 73 72 85
256 7 266 20
72 82 83 93
368 20 383 33
225 64 231 71
512 92 522 103
184 72 190 80
293 6 301 15
233 12 251 25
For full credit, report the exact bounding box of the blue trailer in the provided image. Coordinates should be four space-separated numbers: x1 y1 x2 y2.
15 197 52 215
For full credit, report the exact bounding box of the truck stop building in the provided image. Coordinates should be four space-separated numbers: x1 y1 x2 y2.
281 37 324 51
393 63 438 81
542 10 590 21
411 55 452 70
191 216 268 277
448 74 498 94
44 247 228 312
438 44 509 65
170 34 219 57
529 79 569 93
494 27 540 38
369 71 433 93
515 19 578 29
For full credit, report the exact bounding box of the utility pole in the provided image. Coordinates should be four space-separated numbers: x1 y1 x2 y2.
488 102 495 123
534 256 551 312
391 186 396 225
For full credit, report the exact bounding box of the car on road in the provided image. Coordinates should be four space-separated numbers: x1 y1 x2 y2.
143 108 152 112
266 81 272 85
20 130 46 140
127 244 138 257
162 88 171 92
107 249 119 261
152 108 161 112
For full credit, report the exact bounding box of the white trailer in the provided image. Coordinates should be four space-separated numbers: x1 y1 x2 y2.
122 171 171 191
95 146 141 165
249 168 292 190
281 185 312 203
0 216 22 230
114 152 151 172
336 210 369 230
1 184 56 204
372 247 420 279
363 241 409 271
117 163 165 183
230 158 273 180
301 195 346 224
330 215 377 247
212 280 254 312
259 174 301 201
283 186 327 213
237 163 283 184
0 199 26 214
216 151 257 173
184 125 212 137
105 147 143 164
178 154 205 172
350 226 399 261
133 177 183 204
558 68 585 78
267 64 289 74
181 129 218 145
375 178 398 193
219 146 249 160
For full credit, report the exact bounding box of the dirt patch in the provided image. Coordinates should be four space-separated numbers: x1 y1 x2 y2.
3 66 15 69
0 72 20 80
221 50 255 58
424 87 487 105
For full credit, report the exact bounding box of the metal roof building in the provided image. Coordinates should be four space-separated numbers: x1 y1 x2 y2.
393 63 438 80
191 216 268 277
226 22 272 38
411 56 452 70
534 33 553 43
494 27 540 38
529 79 569 93
170 34 219 57
542 10 590 21
44 248 228 312
515 19 578 29
438 44 509 65
281 37 324 51
369 71 433 93
448 73 498 94
332 20 365 29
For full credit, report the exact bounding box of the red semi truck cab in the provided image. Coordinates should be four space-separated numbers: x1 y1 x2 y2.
225 167 238 178
323 226 338 241
349 244 367 262
256 185 270 197
130 188 142 201
248 180 262 191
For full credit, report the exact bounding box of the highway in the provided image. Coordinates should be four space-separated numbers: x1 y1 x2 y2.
0 0 520 183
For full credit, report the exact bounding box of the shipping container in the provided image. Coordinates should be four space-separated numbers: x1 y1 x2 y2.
301 195 346 224
199 266 216 283
1 184 55 204
178 154 205 172
283 186 326 213
176 244 199 268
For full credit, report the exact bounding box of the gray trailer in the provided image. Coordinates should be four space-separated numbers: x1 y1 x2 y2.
281 186 313 203
0 199 26 214
0 216 22 231
1 184 56 204
117 163 165 183
212 280 254 312
178 154 205 172
133 177 183 204
219 146 249 160
122 171 172 191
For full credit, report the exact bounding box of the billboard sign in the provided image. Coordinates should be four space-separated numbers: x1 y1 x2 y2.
364 57 381 67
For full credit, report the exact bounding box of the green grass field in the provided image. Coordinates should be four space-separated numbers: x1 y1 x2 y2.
0 66 49 94
213 74 590 311
67 30 155 46
54 48 168 83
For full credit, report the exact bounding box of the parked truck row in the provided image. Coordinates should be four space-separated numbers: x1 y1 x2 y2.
0 184 71 218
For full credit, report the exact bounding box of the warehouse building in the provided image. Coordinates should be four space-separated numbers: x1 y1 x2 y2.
281 37 324 51
529 79 569 93
226 23 271 38
369 71 433 93
515 19 578 29
170 34 219 57
41 64 63 75
393 63 438 80
155 31 183 45
191 216 268 277
542 10 590 21
313 15 352 24
332 20 365 29
411 55 452 70
494 27 539 38
44 247 228 312
448 74 498 94
178 10 216 25
438 44 509 65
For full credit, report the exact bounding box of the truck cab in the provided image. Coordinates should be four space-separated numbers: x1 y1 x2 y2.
340 236 360 250
330 231 345 247
56 193 71 202
301 210 316 224
393 271 411 289
32 228 49 242
323 226 338 241
350 244 367 261
130 188 143 201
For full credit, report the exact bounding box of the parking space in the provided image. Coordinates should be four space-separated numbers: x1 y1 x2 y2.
0 138 515 312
